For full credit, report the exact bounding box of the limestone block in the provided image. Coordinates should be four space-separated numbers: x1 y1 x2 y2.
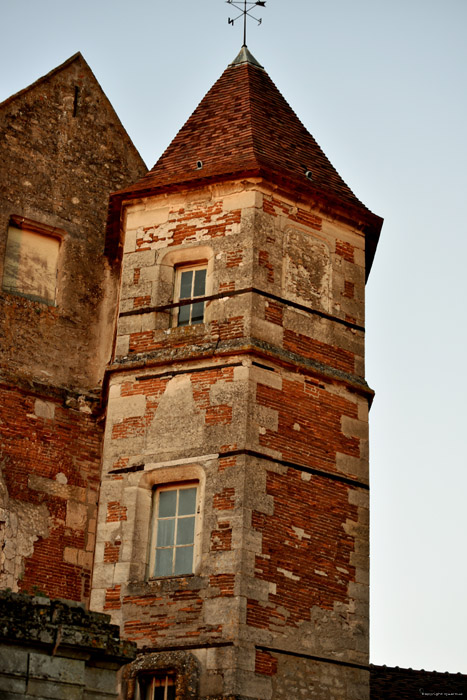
122 249 155 271
26 678 83 700
66 502 88 530
108 394 146 421
204 598 238 627
34 399 55 420
94 541 105 563
0 646 28 676
254 404 279 432
64 547 79 565
222 190 262 212
29 653 84 685
113 562 131 584
139 266 159 283
341 416 368 440
348 581 369 604
140 312 156 333
126 206 170 230
120 281 152 302
335 453 366 480
0 675 27 694
84 665 118 695
355 355 365 377
89 588 106 612
198 670 224 697
77 550 93 568
114 335 130 357
235 670 272 700
123 230 137 254
348 490 369 508
251 316 284 346
241 575 271 602
251 364 282 390
358 402 369 423
92 562 115 588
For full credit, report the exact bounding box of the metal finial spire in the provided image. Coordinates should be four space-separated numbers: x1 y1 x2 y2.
226 0 266 47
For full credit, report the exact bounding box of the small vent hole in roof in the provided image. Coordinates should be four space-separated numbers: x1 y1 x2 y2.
196 160 203 170
305 170 313 181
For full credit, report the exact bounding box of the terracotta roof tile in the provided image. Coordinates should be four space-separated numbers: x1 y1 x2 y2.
108 49 382 277
121 50 365 211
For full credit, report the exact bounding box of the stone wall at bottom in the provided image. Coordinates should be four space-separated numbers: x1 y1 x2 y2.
0 591 136 699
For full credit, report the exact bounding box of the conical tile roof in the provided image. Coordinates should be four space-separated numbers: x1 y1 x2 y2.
122 48 363 210
108 48 382 275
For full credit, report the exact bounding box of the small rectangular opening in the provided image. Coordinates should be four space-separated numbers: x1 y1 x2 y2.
73 85 80 117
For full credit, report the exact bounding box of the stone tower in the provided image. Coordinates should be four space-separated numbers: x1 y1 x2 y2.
91 47 382 700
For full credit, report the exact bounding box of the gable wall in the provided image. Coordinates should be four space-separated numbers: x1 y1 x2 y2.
0 56 147 603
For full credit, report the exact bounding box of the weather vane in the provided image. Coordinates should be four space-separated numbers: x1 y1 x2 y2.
226 0 266 47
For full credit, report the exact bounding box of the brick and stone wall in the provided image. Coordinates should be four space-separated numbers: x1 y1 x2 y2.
92 178 371 698
0 384 102 601
0 54 146 604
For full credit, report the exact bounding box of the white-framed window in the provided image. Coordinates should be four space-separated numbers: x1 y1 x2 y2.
149 483 199 578
173 264 207 326
138 673 176 700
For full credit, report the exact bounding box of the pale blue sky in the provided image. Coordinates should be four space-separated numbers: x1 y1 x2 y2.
1 0 466 674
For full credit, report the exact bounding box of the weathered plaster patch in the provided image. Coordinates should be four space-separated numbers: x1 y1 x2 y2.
0 464 50 591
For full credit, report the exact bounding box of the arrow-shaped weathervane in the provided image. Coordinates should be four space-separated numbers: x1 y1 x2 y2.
226 0 266 47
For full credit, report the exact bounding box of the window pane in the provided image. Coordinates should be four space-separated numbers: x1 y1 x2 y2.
154 548 173 577
174 545 194 575
178 303 190 326
153 688 165 700
176 516 195 545
168 685 176 700
179 270 193 299
159 490 176 517
193 268 207 297
178 487 197 515
156 519 175 547
190 301 204 324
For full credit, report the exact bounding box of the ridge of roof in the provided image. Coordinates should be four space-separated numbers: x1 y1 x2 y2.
120 50 366 213
0 52 84 110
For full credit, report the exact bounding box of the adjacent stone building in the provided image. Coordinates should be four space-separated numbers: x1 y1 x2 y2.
0 52 146 604
1 47 466 700
0 52 146 697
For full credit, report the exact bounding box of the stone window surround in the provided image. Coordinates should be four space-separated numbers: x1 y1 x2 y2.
172 264 208 327
128 464 206 583
148 481 200 579
123 650 200 700
154 245 214 328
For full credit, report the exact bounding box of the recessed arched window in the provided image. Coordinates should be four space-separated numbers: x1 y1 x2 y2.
149 482 199 578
